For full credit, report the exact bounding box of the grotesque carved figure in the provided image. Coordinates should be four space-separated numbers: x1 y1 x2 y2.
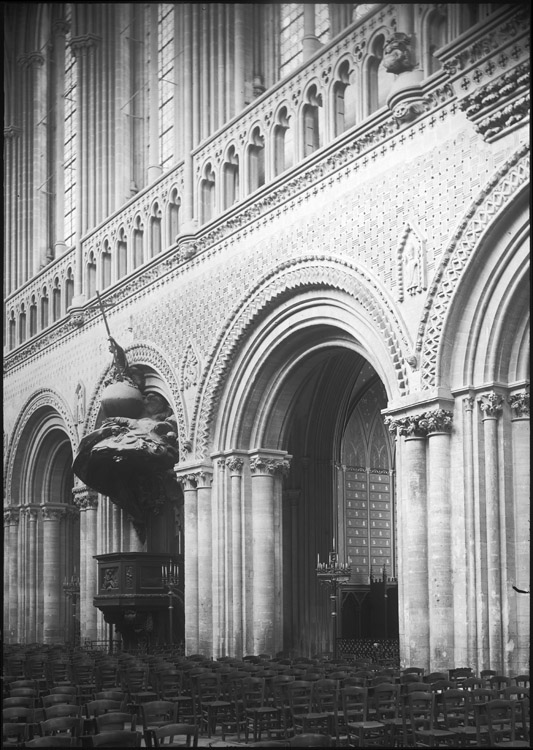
382 32 414 74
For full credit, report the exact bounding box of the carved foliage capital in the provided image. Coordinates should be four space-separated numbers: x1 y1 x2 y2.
509 390 530 418
41 505 67 521
477 392 504 418
72 486 99 509
384 409 453 437
225 456 244 475
4 508 21 526
249 456 291 476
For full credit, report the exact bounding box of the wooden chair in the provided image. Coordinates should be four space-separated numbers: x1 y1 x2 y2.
94 711 137 734
90 730 142 747
372 682 403 748
42 693 77 708
140 701 178 748
25 738 78 748
39 715 82 740
3 696 34 709
488 675 514 696
43 703 82 720
341 686 386 747
405 691 456 747
242 676 281 743
439 688 482 747
288 733 332 746
514 675 530 689
152 722 199 747
462 677 484 691
485 699 530 747
2 721 29 748
86 699 125 718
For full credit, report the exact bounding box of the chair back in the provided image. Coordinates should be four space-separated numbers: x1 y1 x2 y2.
3 705 34 722
90 729 141 747
44 703 82 720
289 733 332 746
340 686 369 723
140 700 178 729
39 715 82 737
311 679 338 713
440 688 470 728
3 722 29 746
3 696 34 709
153 722 199 748
373 682 401 721
485 698 524 745
86 699 124 717
407 691 437 732
42 693 77 707
95 711 137 733
25 737 76 747
287 680 313 718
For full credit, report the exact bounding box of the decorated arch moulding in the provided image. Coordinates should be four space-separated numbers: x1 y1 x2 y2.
189 256 413 461
82 341 187 454
416 144 530 391
4 387 78 503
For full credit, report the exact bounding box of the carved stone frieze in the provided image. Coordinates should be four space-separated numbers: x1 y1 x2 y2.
509 390 530 418
477 392 504 418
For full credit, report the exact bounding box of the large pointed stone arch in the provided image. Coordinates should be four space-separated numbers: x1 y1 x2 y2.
190 256 412 461
4 387 78 504
416 144 529 389
82 340 187 453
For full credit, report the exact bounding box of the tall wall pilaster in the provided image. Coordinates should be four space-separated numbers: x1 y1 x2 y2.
196 467 214 654
249 450 291 656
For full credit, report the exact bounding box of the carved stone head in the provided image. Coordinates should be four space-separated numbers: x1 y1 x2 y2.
382 32 414 74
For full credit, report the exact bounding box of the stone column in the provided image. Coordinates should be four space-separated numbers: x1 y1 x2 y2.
509 389 530 673
73 486 98 643
196 468 214 654
426 410 454 670
462 396 480 672
85 494 99 641
52 20 69 256
477 392 504 672
302 3 321 60
27 507 39 642
176 472 199 653
249 451 291 656
4 509 20 641
385 412 430 670
41 504 66 643
226 455 245 657
147 3 162 183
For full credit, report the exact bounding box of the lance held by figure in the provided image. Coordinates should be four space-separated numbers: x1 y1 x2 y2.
72 292 179 543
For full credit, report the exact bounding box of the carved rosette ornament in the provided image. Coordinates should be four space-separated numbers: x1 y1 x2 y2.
509 390 530 419
249 456 291 476
384 409 453 437
477 392 504 418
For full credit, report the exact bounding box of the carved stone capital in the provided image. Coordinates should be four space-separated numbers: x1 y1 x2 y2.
225 456 244 475
17 52 45 69
425 409 454 434
463 396 475 412
70 33 101 54
41 505 67 522
509 390 530 419
384 409 453 437
24 506 39 522
72 486 99 509
249 456 291 476
4 126 22 139
53 19 70 37
477 392 504 418
176 473 199 491
4 508 21 526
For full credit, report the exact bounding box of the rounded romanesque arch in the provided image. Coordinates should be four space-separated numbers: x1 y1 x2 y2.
4 388 78 504
417 144 529 390
82 340 187 453
190 256 413 461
